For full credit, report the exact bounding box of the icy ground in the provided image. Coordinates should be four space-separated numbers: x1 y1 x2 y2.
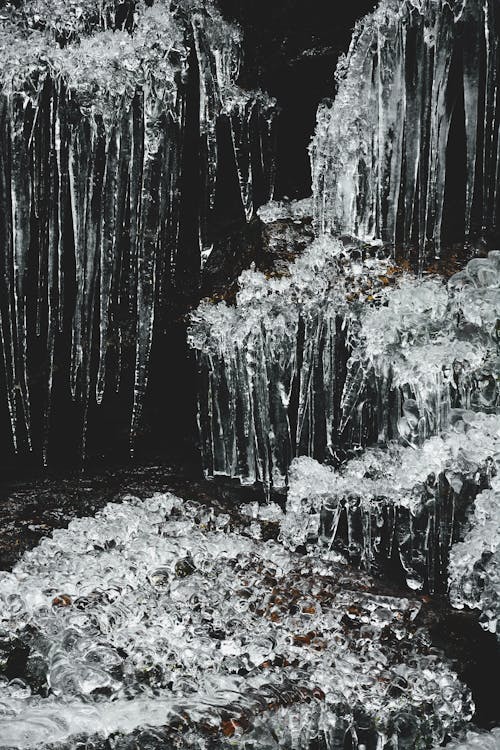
0 491 477 750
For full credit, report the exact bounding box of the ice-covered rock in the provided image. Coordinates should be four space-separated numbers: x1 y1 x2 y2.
0 492 472 749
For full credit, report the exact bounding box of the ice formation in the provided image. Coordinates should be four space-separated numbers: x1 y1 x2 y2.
257 197 314 225
449 475 500 636
341 251 500 446
310 0 500 259
0 492 473 749
0 0 276 459
190 233 499 488
189 235 395 488
281 410 499 592
434 728 500 750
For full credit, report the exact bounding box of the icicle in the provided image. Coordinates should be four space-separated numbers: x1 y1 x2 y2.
0 94 18 450
0 1 277 461
81 117 104 458
402 18 424 247
192 12 221 263
10 91 33 449
425 6 455 258
228 97 255 221
130 89 160 452
376 10 406 247
96 118 120 405
311 0 500 258
481 0 495 230
68 122 88 401
463 2 481 240
43 81 60 465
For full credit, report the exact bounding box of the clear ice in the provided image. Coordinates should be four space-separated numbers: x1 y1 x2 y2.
433 728 500 750
0 0 277 458
310 0 500 260
449 475 500 636
281 410 499 592
0 491 473 749
1 0 499 745
189 240 499 491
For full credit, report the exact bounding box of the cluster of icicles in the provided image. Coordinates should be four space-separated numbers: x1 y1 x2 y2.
189 242 499 488
186 0 500 744
281 410 499 594
0 0 276 460
310 0 500 259
0 492 476 749
189 217 500 616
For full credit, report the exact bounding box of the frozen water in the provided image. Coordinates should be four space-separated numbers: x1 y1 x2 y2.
0 0 277 459
434 728 500 750
190 235 499 488
257 197 314 225
189 236 393 488
310 0 500 259
342 252 500 445
0 491 472 749
281 410 500 591
449 475 500 637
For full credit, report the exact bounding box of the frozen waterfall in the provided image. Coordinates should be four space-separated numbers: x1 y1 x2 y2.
0 0 276 461
310 0 500 260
